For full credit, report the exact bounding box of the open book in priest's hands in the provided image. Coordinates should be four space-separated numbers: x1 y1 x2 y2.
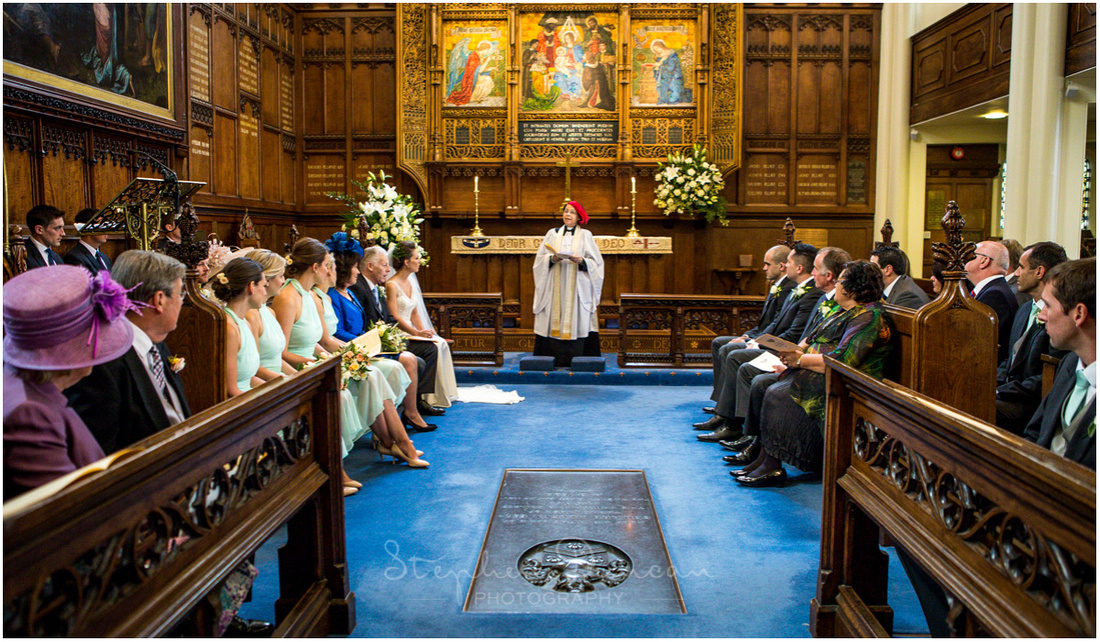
543 243 580 262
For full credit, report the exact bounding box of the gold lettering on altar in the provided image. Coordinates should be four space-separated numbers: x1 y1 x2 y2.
450 236 673 255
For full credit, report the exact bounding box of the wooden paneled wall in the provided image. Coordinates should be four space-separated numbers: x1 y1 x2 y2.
909 3 1013 125
1066 3 1097 77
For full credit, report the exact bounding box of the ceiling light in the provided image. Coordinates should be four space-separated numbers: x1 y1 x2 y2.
981 111 1008 120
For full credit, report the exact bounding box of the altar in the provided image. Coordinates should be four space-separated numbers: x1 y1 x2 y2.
451 235 672 255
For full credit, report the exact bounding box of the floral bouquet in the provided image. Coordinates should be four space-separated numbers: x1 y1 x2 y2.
327 170 429 263
338 342 374 389
369 320 409 353
654 144 728 224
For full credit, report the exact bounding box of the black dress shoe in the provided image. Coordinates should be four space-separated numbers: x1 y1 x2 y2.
734 468 787 487
723 455 746 464
401 413 437 432
697 426 743 442
693 415 725 431
727 466 754 476
719 435 754 451
225 616 275 637
417 401 446 416
701 406 717 415
726 440 760 464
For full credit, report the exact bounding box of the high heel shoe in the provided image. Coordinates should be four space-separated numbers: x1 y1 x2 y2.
344 479 362 489
401 412 437 432
343 485 358 497
391 443 430 468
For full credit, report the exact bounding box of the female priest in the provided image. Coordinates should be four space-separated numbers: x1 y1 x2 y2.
734 260 892 487
532 200 605 367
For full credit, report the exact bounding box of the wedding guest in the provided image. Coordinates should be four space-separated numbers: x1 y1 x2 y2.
64 207 113 274
212 257 267 397
23 204 65 269
4 266 136 499
243 249 296 379
964 240 1019 363
870 246 929 309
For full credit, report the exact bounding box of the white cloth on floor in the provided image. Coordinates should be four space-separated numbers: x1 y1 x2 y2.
455 384 525 404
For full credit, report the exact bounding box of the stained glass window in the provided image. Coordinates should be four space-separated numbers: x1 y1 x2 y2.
1000 162 1007 232
1082 159 1091 231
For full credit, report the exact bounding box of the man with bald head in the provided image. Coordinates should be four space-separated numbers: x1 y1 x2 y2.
704 245 795 415
965 240 1019 363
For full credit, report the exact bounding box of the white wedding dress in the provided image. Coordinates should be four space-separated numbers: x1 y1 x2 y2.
393 284 458 408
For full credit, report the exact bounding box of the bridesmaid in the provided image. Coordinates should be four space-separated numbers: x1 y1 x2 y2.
211 257 267 397
243 249 296 380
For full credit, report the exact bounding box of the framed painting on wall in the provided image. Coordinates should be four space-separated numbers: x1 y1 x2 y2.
443 22 507 108
630 20 696 107
518 10 618 114
3 3 173 120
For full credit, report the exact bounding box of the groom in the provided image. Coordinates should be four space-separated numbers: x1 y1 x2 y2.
353 245 445 417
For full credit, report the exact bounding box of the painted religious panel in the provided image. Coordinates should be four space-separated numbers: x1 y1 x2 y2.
519 11 617 113
443 22 507 107
3 3 173 118
630 20 696 107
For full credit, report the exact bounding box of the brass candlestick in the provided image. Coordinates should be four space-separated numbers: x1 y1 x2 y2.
470 177 485 237
625 185 640 238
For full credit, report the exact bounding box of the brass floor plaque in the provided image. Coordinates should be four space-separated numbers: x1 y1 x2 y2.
464 469 686 614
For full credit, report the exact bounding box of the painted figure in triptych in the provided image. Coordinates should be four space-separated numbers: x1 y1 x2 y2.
519 12 617 113
444 23 506 107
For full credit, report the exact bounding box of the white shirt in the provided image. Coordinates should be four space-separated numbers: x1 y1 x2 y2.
29 236 51 265
127 318 185 426
971 274 1004 297
882 276 898 299
78 239 100 255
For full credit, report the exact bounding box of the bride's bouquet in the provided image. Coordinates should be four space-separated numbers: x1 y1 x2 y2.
369 320 409 353
327 171 429 262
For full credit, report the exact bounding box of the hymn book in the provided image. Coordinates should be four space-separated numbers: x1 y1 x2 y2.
755 334 802 354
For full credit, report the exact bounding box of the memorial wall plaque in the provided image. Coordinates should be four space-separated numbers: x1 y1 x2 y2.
455 126 470 145
305 157 345 203
847 158 867 204
465 470 685 614
239 38 259 96
519 121 618 145
280 66 294 131
795 155 838 205
189 18 211 103
744 154 788 205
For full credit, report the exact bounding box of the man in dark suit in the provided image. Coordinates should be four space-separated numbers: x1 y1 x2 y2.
63 208 113 274
706 244 794 411
65 250 191 453
871 246 930 310
965 240 1019 363
23 204 65 269
709 247 851 454
695 243 826 441
996 242 1069 433
353 245 445 417
1023 257 1095 470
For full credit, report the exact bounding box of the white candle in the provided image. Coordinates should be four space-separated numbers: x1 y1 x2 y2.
631 176 636 193
474 175 479 192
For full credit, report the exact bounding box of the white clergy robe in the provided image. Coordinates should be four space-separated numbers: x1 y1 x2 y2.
532 225 605 340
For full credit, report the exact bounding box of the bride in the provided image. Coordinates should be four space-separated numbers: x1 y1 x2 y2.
384 241 458 408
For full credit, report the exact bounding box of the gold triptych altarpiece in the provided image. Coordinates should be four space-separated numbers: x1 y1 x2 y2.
396 3 742 224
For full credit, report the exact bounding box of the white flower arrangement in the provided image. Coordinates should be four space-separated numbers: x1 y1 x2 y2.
654 144 728 224
327 171 429 263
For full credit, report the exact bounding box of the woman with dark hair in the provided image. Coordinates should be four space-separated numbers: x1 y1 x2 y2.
212 257 267 397
532 200 605 367
734 260 893 486
385 241 459 409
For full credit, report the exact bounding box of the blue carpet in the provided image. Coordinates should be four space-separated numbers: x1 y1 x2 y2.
455 353 715 387
241 384 928 637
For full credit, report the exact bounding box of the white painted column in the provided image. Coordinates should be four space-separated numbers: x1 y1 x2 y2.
1055 81 1094 257
1003 3 1069 246
874 3 916 261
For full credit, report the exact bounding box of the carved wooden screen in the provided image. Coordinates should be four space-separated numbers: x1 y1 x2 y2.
708 4 744 174
397 4 430 197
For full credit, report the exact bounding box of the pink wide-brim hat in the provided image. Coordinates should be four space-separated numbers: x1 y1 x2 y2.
4 265 135 371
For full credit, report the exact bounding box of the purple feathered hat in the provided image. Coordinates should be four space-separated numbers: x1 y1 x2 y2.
3 265 138 370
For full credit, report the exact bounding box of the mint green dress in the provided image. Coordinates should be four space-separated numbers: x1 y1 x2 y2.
225 308 260 393
314 286 412 419
256 306 285 373
283 279 366 457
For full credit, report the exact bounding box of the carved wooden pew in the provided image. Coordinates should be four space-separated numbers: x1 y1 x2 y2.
423 292 504 366
3 359 355 637
811 358 1095 637
617 294 765 367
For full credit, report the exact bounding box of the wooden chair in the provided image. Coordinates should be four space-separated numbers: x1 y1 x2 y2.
3 224 29 282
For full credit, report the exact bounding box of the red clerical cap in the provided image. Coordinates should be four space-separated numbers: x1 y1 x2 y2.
567 200 589 226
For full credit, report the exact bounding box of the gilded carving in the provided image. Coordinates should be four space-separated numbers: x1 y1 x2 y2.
396 4 429 193
520 144 615 159
708 4 743 173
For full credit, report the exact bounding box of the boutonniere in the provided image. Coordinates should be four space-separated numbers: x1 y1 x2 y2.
769 284 780 296
168 356 185 373
790 282 811 300
821 299 840 316
1088 420 1095 438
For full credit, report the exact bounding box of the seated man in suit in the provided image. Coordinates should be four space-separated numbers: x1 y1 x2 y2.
63 208 113 274
352 244 445 417
65 250 191 452
712 247 852 457
1024 257 1095 470
995 242 1069 433
705 244 794 414
23 204 65 269
1000 237 1031 307
694 243 824 441
964 240 1019 363
870 246 929 310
